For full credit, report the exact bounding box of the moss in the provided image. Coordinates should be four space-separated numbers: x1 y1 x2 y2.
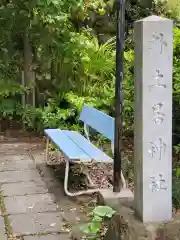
0 191 13 238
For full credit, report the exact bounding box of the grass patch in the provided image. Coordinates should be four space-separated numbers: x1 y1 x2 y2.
0 191 13 238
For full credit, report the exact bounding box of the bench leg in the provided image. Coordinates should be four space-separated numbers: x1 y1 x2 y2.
120 172 127 189
80 164 96 188
64 160 101 197
45 137 50 165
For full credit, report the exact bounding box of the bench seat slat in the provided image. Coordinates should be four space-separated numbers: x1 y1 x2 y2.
44 129 91 162
63 130 113 163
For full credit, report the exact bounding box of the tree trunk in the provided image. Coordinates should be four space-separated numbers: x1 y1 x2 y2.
24 31 34 105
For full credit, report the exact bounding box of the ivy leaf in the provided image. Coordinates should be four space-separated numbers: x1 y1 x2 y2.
92 215 102 222
92 206 116 218
89 221 101 234
80 223 91 234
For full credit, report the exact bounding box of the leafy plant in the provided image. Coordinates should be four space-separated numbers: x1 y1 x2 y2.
80 206 115 238
174 144 180 154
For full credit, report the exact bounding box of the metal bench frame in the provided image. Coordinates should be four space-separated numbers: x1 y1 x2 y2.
45 105 126 197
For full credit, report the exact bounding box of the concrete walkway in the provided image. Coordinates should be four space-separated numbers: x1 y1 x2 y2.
0 142 88 240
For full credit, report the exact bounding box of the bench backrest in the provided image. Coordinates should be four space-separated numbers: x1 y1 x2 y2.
79 104 114 142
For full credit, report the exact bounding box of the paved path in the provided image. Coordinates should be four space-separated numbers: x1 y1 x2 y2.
0 142 88 240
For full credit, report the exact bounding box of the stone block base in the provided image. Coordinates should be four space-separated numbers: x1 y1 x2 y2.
98 188 134 209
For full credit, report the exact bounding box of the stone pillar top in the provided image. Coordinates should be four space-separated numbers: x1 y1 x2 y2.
136 15 172 22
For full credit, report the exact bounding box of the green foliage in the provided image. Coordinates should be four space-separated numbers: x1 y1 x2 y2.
173 144 180 209
0 0 135 131
17 101 77 132
80 205 115 237
164 0 180 20
92 206 116 218
176 168 180 177
174 144 180 154
173 167 180 209
172 27 180 137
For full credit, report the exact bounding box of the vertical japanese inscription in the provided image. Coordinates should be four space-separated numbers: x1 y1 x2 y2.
149 173 167 192
148 138 166 161
149 32 168 54
148 70 167 92
148 31 168 193
152 103 165 124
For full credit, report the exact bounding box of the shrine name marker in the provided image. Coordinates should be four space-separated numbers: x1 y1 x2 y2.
134 16 173 223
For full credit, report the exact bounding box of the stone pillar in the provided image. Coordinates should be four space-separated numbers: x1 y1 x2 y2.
134 16 173 223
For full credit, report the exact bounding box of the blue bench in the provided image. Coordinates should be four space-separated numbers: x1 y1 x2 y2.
44 104 126 196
